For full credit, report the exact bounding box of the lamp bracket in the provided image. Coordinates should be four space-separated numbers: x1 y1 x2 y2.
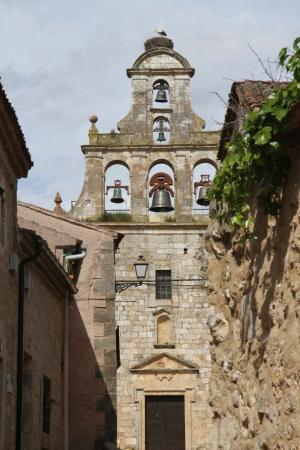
115 280 143 293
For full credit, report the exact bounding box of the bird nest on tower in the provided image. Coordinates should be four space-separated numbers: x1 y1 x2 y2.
144 36 174 51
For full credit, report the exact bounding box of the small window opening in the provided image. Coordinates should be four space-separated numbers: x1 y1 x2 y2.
62 242 83 282
42 376 51 434
193 162 217 215
156 270 172 299
153 80 170 107
153 117 170 145
0 186 5 244
116 327 121 369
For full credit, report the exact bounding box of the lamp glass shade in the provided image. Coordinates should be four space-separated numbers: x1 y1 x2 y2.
134 259 148 280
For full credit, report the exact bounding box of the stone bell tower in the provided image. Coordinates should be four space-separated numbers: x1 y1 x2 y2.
117 35 204 143
72 34 218 223
72 33 219 450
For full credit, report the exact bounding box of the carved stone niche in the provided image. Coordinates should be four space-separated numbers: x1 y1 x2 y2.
153 309 175 348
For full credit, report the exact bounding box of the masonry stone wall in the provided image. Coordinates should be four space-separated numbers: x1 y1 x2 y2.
71 35 219 222
115 228 213 450
22 261 67 450
68 35 219 450
73 146 218 222
205 130 300 449
0 140 19 450
18 203 117 450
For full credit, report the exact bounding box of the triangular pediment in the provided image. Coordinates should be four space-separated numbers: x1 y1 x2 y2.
130 352 199 373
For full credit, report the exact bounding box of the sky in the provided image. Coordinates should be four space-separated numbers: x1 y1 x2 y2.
0 0 299 210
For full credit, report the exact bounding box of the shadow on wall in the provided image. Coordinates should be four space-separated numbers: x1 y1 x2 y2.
247 146 300 344
69 297 116 450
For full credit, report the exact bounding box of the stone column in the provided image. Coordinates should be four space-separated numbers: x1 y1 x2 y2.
175 152 193 222
71 152 104 219
130 151 148 222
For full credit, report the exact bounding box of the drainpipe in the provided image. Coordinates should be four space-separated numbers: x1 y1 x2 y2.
63 244 86 449
64 247 86 262
16 235 42 450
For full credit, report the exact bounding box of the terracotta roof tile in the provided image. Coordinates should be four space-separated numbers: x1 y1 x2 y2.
0 80 33 177
218 80 288 160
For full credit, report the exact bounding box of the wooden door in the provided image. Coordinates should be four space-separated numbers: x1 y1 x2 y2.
145 395 185 450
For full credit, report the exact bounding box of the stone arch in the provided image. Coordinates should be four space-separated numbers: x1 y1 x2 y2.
104 159 130 172
148 161 175 214
152 117 170 145
192 160 217 214
152 79 170 108
153 79 169 88
130 48 193 72
148 159 175 174
193 158 218 171
104 161 131 212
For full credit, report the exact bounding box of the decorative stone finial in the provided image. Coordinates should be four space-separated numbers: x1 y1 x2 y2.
54 191 63 215
89 115 99 135
89 114 98 124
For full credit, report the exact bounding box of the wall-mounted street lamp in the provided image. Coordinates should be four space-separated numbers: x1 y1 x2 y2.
115 255 206 293
115 256 148 292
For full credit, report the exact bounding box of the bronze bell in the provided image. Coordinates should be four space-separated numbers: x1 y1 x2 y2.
155 88 168 103
111 187 124 203
197 186 210 206
150 189 174 212
157 131 166 142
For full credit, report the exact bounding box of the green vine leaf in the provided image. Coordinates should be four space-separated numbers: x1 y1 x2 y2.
253 126 272 145
209 36 300 239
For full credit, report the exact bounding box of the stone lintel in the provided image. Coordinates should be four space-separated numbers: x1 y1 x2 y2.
93 222 208 232
82 140 219 153
150 107 173 113
153 344 176 349
127 68 195 78
130 368 198 374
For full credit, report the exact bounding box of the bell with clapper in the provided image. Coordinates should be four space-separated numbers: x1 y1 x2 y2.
149 172 174 212
154 81 168 103
153 117 169 144
110 179 124 204
195 174 211 206
157 131 166 142
150 189 173 212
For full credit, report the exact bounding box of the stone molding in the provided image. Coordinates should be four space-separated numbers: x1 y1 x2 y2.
130 352 199 373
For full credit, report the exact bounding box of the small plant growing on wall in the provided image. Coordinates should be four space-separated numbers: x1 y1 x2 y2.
99 212 132 222
209 36 300 240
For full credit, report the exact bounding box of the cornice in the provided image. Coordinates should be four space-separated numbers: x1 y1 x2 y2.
81 140 220 154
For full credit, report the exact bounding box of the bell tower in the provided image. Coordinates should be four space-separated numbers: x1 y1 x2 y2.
72 33 218 222
117 35 203 144
71 33 220 450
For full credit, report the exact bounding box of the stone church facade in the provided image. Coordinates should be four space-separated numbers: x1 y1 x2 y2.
72 35 219 450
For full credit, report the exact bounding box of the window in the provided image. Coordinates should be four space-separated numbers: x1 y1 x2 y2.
116 327 121 369
42 376 51 434
0 352 5 442
153 79 170 107
152 117 170 145
63 246 82 282
0 186 5 244
156 270 172 299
